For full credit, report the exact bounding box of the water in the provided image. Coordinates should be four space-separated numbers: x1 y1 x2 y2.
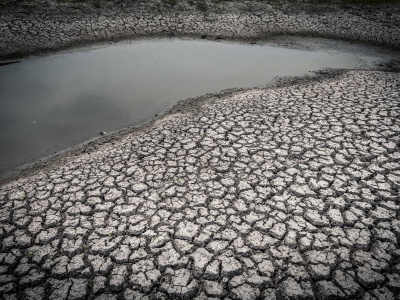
0 39 377 174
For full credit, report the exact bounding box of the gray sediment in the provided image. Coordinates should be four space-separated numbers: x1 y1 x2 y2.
0 1 399 299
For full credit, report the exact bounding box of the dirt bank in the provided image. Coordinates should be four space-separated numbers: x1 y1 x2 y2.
1 0 400 62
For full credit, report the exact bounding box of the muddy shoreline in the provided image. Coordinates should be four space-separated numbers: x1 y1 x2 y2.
1 0 400 63
0 68 347 185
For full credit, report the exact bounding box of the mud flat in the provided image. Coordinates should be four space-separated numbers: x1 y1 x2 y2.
0 0 400 299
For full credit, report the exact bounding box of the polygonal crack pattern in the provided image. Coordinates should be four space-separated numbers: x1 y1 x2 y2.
1 0 400 59
0 70 399 299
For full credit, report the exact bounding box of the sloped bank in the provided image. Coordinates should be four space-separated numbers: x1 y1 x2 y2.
0 0 400 62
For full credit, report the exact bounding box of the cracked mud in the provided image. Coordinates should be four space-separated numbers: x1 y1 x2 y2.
0 70 399 299
1 0 400 298
1 0 400 61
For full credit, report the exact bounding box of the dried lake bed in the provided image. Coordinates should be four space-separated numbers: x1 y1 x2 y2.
0 0 399 299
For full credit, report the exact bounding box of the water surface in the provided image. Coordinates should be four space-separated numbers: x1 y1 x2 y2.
0 39 377 173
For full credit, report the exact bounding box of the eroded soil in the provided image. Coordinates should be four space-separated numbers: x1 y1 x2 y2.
0 1 400 299
1 0 400 61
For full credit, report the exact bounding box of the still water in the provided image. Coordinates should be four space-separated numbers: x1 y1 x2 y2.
0 39 375 174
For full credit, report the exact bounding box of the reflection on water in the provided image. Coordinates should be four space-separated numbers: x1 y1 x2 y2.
0 39 369 174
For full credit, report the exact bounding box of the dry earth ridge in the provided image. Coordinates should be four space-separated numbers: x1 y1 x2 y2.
1 0 400 299
1 0 400 60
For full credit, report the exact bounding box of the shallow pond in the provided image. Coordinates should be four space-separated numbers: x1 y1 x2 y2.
0 38 386 174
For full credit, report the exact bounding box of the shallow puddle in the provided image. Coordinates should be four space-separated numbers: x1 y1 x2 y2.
0 38 386 174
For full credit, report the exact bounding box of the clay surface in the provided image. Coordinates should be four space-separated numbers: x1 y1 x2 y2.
0 0 399 299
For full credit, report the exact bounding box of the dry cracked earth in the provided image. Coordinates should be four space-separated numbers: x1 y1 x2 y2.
1 0 400 60
1 0 400 299
0 70 399 299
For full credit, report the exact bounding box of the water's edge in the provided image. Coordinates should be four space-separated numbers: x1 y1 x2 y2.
0 37 398 184
0 69 348 185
